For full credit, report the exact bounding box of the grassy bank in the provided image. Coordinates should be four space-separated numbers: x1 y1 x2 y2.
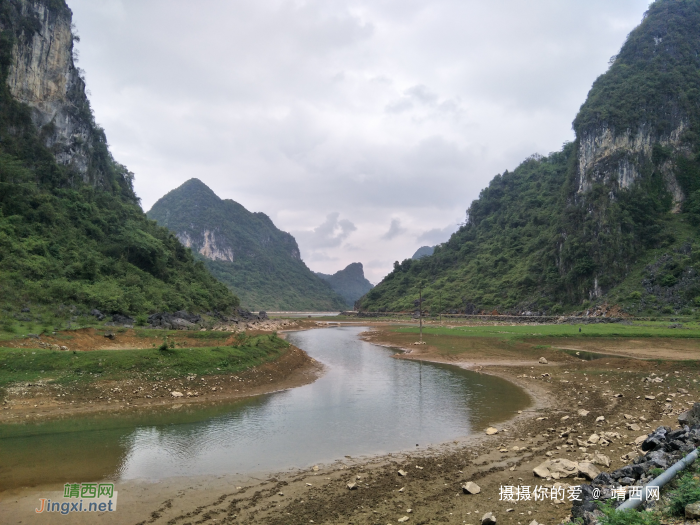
0 333 289 387
392 320 700 340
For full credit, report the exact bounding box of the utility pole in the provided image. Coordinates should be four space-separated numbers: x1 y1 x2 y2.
419 281 423 343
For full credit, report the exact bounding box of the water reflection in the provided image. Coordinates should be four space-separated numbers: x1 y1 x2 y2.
0 326 530 490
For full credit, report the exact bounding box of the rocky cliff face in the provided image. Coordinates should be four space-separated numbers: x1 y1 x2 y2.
576 122 687 210
1 0 121 191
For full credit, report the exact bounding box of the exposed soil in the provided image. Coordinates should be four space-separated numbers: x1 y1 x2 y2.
1 322 699 525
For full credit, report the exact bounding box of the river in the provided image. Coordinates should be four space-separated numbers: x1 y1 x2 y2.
0 326 530 490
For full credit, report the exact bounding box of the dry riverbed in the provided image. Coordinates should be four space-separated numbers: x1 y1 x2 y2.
1 321 699 525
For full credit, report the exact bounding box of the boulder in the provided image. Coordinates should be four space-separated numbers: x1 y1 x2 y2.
539 357 548 364
485 427 499 435
170 391 184 398
112 314 134 325
398 469 407 476
481 512 497 525
686 502 700 520
533 458 578 478
588 433 600 444
591 453 610 468
90 309 105 321
678 403 700 427
462 482 481 494
595 416 605 422
577 462 601 481
578 409 590 417
346 482 357 490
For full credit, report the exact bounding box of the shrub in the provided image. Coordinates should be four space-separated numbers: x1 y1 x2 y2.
666 472 700 516
597 501 660 525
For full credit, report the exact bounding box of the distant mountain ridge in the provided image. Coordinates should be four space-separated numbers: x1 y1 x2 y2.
147 179 347 311
315 263 374 307
412 246 435 260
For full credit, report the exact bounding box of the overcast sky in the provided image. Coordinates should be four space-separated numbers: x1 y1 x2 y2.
68 0 650 284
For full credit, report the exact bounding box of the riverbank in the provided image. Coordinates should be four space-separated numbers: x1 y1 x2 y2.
1 321 699 525
0 326 324 423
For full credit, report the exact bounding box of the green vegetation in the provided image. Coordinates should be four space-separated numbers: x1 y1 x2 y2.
316 262 374 307
596 502 660 525
0 333 288 386
0 1 238 317
147 179 347 311
360 0 700 316
391 321 700 340
666 468 700 516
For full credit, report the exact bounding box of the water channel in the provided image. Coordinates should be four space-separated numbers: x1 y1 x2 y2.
0 326 530 491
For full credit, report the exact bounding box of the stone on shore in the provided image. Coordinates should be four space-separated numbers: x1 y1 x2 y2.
686 502 700 520
462 482 481 494
485 427 499 435
539 357 548 364
577 461 601 480
533 458 578 478
481 512 497 525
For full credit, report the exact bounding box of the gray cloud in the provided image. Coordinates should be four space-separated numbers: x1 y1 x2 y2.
68 0 650 283
293 212 356 261
417 222 460 246
382 218 407 240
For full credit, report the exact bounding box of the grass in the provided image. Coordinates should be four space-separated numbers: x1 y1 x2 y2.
391 321 700 340
0 333 289 387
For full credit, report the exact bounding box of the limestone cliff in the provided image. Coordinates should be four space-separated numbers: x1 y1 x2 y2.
1 0 131 194
316 262 374 307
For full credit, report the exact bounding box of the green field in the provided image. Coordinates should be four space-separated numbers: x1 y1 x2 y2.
0 333 288 387
391 320 700 340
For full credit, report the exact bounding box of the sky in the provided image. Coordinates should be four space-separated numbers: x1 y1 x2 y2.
68 0 650 284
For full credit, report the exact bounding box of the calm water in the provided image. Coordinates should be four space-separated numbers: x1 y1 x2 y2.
0 326 530 490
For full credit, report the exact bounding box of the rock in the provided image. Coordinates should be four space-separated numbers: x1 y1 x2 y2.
90 308 105 321
634 435 647 445
485 427 499 435
591 472 614 486
528 521 539 525
539 357 548 364
578 462 601 480
588 433 600 444
398 517 410 523
170 391 184 398
591 453 611 468
533 458 579 478
481 512 497 525
627 423 641 431
578 409 590 417
104 332 115 340
645 395 656 400
678 403 700 427
398 469 407 476
462 482 481 494
595 416 605 422
686 502 700 520
678 388 689 394
347 482 357 490
112 314 134 325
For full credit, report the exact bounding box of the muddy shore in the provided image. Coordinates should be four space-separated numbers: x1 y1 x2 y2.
1 321 699 525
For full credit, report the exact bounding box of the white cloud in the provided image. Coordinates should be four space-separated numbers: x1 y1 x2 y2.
67 0 650 284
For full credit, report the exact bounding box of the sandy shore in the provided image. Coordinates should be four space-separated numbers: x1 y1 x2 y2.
1 321 698 524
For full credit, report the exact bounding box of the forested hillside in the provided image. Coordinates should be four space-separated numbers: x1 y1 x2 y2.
360 0 700 316
0 0 238 321
148 179 347 311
